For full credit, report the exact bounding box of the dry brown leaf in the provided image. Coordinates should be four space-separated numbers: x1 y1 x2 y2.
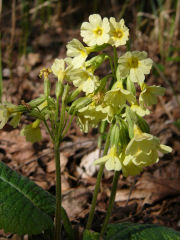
62 187 91 220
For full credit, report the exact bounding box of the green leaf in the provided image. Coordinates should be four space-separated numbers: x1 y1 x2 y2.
83 229 100 240
0 161 55 235
105 222 180 240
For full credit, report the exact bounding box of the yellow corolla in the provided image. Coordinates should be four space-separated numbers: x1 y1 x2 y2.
81 14 110 46
109 18 129 47
104 80 136 108
118 51 153 84
66 67 100 94
120 126 172 176
94 146 122 171
51 59 65 82
66 39 89 68
140 84 165 107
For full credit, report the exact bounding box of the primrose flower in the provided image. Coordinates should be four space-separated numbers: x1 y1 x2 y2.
104 80 136 108
120 126 172 177
77 96 114 132
94 146 122 171
51 59 65 82
80 14 110 46
131 104 150 117
66 67 99 94
109 18 129 47
66 39 89 68
140 84 165 107
118 51 153 84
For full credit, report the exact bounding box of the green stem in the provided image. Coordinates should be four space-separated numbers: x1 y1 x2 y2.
54 141 62 240
43 119 54 142
85 126 112 230
100 171 120 238
108 55 115 80
62 110 75 138
113 46 118 73
58 101 65 140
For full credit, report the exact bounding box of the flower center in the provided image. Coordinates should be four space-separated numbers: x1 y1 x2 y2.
114 29 123 39
94 27 103 36
128 57 139 68
80 50 87 57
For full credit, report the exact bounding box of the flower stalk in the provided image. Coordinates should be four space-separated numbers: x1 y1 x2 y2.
54 140 62 240
86 125 112 230
100 171 120 238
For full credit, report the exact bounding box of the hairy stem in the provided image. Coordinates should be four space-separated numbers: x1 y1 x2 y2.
85 126 112 230
54 141 62 240
100 171 120 238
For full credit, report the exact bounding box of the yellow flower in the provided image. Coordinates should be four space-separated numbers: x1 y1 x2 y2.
109 18 129 47
140 84 165 107
81 14 110 46
66 39 88 68
120 126 172 177
94 146 122 171
131 104 150 117
66 67 99 94
104 80 136 108
77 95 114 132
118 51 153 84
51 59 65 82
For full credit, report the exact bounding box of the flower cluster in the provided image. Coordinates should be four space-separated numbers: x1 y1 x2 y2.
0 14 172 177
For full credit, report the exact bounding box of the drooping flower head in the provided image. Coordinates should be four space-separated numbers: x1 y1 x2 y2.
80 14 110 46
120 126 172 176
118 51 153 84
66 39 89 68
66 67 100 94
94 145 122 171
140 84 165 108
109 18 129 47
77 92 114 132
104 80 136 109
131 104 150 117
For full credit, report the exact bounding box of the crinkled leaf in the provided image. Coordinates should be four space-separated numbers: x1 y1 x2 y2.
0 161 55 235
105 222 180 240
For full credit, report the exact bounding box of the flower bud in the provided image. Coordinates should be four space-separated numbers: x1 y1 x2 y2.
62 84 70 102
68 97 92 114
55 81 63 99
86 53 108 72
28 97 46 109
126 76 136 95
119 120 129 146
67 88 81 103
110 123 120 148
136 114 150 133
86 44 109 53
44 78 51 97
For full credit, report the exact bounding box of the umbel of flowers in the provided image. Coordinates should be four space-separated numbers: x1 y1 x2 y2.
50 14 172 176
0 14 171 176
0 14 172 239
